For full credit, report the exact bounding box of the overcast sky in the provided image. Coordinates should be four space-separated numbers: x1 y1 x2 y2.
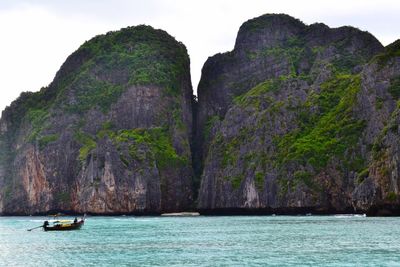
1 0 400 113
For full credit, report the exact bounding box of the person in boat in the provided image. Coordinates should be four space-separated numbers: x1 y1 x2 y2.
74 217 78 224
43 221 49 228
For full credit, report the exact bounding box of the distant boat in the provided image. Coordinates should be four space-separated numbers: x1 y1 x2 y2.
27 215 86 232
43 217 85 231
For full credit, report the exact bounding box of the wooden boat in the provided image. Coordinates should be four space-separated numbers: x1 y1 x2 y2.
43 216 85 231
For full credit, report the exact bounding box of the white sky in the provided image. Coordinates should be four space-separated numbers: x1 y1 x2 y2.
1 0 400 113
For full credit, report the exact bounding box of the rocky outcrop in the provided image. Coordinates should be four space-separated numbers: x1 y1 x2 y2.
352 41 400 214
0 25 194 215
2 14 400 216
196 14 400 215
194 15 383 180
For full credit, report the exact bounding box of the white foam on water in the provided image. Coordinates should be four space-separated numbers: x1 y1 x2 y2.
334 214 366 218
113 217 136 221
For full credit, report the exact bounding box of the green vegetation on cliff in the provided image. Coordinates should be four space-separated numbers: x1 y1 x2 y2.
2 25 189 152
388 76 400 99
0 25 194 215
276 74 365 172
76 124 188 170
113 127 188 169
234 75 288 109
75 131 97 162
78 26 188 96
373 40 400 67
239 14 304 34
212 73 366 191
196 17 383 203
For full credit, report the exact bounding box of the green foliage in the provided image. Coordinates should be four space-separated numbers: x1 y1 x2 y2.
74 131 97 162
375 97 384 110
204 115 220 141
317 75 355 112
3 88 54 136
216 127 268 190
240 14 303 33
372 138 386 161
276 74 366 172
246 51 258 60
293 170 316 190
215 57 368 196
25 109 49 142
388 76 400 99
112 127 187 169
372 40 400 67
332 54 363 73
386 191 397 202
234 76 288 108
254 171 265 190
62 27 188 113
78 26 189 98
330 36 376 73
119 155 130 167
96 121 116 139
66 75 124 113
6 25 188 139
172 107 185 131
209 23 382 197
371 107 400 162
1 25 189 173
221 137 240 168
356 168 369 184
38 134 59 150
311 46 325 54
390 123 398 133
102 121 114 130
78 125 180 168
263 46 305 76
230 175 244 189
128 145 147 162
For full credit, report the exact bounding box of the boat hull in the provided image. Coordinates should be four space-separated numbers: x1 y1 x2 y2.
44 221 84 231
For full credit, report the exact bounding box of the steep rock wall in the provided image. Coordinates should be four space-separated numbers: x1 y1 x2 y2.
196 14 400 215
0 25 194 215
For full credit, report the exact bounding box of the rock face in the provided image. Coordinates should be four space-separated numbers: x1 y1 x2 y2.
196 14 400 215
2 14 400 216
0 26 194 215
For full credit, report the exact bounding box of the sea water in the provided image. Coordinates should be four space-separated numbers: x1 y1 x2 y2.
1 215 400 266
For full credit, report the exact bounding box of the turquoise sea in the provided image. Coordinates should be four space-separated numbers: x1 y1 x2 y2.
1 215 400 266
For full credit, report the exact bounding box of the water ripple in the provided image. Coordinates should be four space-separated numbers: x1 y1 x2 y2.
1 216 400 266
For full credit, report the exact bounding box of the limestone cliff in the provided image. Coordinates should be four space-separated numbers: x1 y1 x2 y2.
196 14 400 215
0 25 194 215
2 14 400 216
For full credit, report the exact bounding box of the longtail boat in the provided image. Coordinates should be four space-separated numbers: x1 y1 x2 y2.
43 219 84 231
27 215 86 232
